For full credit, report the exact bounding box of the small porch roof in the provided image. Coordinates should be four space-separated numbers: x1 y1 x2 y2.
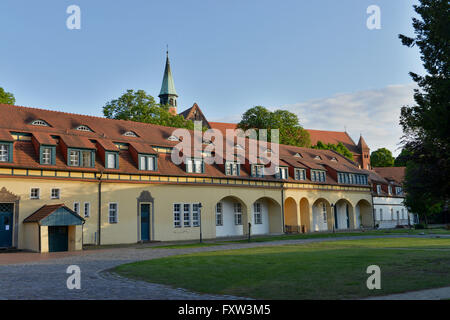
24 204 84 226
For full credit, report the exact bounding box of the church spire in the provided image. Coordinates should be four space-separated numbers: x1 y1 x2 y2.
159 49 178 114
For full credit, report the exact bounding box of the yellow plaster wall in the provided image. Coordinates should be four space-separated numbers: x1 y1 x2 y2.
22 223 39 252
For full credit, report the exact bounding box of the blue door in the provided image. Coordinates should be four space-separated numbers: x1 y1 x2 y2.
141 204 150 241
48 226 68 252
0 203 14 248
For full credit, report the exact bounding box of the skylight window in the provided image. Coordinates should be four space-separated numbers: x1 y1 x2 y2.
76 125 93 132
167 135 180 142
31 120 50 127
123 131 138 137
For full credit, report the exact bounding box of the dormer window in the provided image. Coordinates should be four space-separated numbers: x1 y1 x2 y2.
139 155 157 171
0 143 12 162
388 185 392 195
225 162 240 176
31 119 50 127
331 157 338 162
294 168 306 180
377 185 382 194
395 187 403 195
68 149 95 168
276 167 288 180
76 125 93 132
40 146 56 165
251 164 264 178
294 153 302 158
311 170 326 182
168 135 180 142
235 144 244 150
186 158 204 173
314 156 322 160
123 131 138 138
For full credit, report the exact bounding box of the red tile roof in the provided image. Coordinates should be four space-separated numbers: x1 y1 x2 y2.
0 128 14 142
0 104 372 184
306 129 360 154
32 132 57 146
373 167 406 184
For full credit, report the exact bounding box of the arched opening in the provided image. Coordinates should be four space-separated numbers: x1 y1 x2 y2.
356 199 374 229
215 196 247 238
334 199 355 230
299 198 311 233
312 198 331 232
251 197 282 235
284 197 299 233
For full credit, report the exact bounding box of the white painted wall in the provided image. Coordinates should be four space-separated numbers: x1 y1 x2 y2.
373 196 414 229
215 200 243 237
312 202 328 231
251 200 270 235
355 205 361 228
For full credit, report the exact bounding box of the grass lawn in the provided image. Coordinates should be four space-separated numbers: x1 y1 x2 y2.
114 238 450 300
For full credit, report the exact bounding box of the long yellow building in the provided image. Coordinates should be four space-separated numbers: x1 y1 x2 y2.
0 102 376 253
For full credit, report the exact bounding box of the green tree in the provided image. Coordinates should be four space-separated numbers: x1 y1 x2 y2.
394 147 413 167
312 141 353 160
398 0 449 215
0 87 15 105
103 89 194 129
237 106 310 147
370 148 395 167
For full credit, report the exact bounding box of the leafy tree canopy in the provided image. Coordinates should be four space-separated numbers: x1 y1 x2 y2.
312 141 353 160
103 89 195 130
237 106 311 147
394 147 414 167
398 0 450 216
370 148 395 167
0 87 15 105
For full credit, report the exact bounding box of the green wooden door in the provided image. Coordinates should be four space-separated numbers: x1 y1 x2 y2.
0 204 13 248
48 226 68 252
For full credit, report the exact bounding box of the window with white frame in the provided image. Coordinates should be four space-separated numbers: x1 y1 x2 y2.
396 187 403 195
42 147 52 165
254 203 262 224
234 202 242 225
30 188 40 199
84 202 90 218
312 170 326 182
388 185 392 195
31 119 49 127
186 159 204 173
216 203 223 226
0 144 9 162
109 203 118 223
76 125 93 132
192 203 200 227
225 162 239 176
69 150 80 166
73 202 80 215
294 168 306 180
183 204 191 227
106 153 116 169
140 155 156 171
377 185 381 194
276 167 288 179
51 188 60 199
173 204 181 228
251 164 264 177
322 203 327 222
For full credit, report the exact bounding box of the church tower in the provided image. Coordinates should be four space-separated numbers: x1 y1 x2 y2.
358 135 371 170
159 50 178 115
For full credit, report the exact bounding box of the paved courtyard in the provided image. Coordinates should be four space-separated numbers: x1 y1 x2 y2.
1 235 449 300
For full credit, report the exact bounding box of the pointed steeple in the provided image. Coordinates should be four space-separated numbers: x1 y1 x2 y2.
159 50 178 113
358 135 369 151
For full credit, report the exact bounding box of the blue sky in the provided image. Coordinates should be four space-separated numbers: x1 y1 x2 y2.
0 0 422 155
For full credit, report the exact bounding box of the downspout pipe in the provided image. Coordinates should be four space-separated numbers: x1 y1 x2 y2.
281 185 285 233
97 172 103 246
